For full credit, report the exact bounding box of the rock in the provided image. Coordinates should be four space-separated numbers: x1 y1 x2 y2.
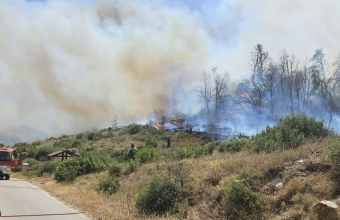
275 182 283 189
311 200 339 220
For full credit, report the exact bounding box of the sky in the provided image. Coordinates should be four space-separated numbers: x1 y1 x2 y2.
0 0 339 144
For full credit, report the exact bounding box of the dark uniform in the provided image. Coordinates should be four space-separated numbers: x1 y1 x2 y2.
167 137 171 147
128 143 138 162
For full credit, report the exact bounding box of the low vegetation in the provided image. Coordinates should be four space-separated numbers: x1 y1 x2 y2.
10 114 340 220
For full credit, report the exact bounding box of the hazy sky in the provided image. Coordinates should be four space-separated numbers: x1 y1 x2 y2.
0 0 339 144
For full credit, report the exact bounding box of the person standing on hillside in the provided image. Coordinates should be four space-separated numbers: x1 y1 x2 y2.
128 142 138 162
167 136 171 148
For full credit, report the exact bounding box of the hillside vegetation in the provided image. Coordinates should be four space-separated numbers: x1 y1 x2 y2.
10 115 340 220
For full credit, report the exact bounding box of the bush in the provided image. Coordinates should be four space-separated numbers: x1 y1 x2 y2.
111 149 128 163
37 161 60 176
76 132 87 140
109 163 122 177
237 115 328 154
135 176 181 215
194 146 206 158
53 139 74 149
123 161 139 175
54 157 100 182
87 132 102 141
136 147 158 164
14 142 36 159
278 114 328 138
171 147 194 160
22 158 40 176
327 137 340 181
206 143 215 155
126 124 142 135
145 136 158 148
34 147 54 160
96 176 120 195
219 180 263 219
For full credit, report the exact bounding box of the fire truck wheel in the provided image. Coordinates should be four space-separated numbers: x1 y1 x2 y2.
5 175 9 180
0 175 3 179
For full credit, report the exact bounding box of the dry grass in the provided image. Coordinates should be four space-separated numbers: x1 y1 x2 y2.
12 135 336 220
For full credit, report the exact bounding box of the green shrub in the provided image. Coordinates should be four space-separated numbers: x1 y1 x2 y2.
34 147 54 160
133 132 149 142
126 124 142 135
14 142 36 159
76 132 86 139
61 134 69 139
219 180 263 219
135 176 181 215
194 146 206 158
171 147 194 160
103 131 114 138
87 132 102 141
123 161 138 175
111 136 126 144
111 149 128 163
22 158 40 176
238 115 328 154
109 163 122 177
53 139 74 149
278 114 328 138
327 137 340 181
206 143 215 155
236 170 260 191
31 140 42 147
176 132 190 141
54 157 100 182
136 147 158 164
37 161 60 176
145 136 158 148
96 176 120 195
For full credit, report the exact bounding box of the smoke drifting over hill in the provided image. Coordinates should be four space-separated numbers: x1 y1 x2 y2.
0 0 209 143
0 0 339 144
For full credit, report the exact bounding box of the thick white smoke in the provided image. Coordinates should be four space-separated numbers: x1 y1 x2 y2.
0 0 209 144
1 0 340 144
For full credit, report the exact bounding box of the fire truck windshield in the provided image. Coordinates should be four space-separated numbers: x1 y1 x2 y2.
0 151 11 161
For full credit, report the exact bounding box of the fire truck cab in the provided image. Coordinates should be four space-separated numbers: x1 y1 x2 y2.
0 147 22 180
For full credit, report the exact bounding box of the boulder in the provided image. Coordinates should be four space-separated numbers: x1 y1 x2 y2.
311 200 339 220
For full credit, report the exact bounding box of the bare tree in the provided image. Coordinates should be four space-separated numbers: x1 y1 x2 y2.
243 44 270 115
194 72 212 115
213 70 229 120
195 68 229 121
278 50 299 114
262 62 278 118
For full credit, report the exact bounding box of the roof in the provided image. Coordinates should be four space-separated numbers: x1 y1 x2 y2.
47 150 79 157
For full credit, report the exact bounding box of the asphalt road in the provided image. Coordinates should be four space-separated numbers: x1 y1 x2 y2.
0 178 92 220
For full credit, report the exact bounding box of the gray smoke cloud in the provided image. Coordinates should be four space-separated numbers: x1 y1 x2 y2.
1 0 339 144
0 0 210 144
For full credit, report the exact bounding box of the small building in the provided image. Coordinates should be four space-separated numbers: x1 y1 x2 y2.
47 150 79 161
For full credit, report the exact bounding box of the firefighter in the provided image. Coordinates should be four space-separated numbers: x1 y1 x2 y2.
167 136 171 147
189 126 192 134
128 142 138 162
13 149 18 159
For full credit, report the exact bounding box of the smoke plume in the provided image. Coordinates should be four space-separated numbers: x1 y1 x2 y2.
0 0 209 144
1 0 340 144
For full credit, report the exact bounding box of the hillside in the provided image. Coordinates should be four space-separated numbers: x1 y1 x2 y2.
10 116 340 220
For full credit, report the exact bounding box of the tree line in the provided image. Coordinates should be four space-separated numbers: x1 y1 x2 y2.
195 44 340 129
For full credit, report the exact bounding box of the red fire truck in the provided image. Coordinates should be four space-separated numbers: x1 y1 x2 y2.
0 147 22 180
